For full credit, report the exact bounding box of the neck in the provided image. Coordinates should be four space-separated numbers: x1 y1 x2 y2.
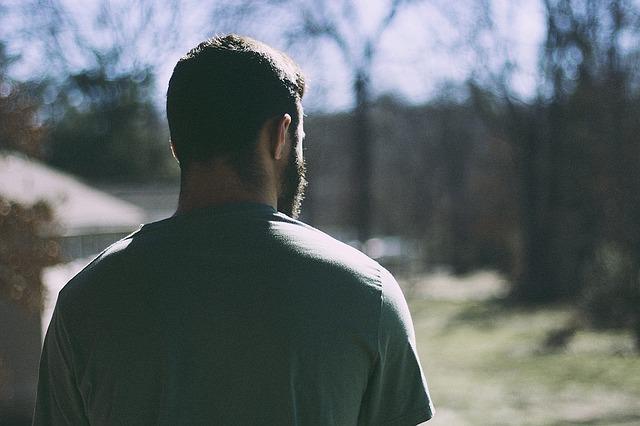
174 160 276 216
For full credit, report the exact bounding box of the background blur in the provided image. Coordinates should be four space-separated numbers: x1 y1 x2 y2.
1 0 639 424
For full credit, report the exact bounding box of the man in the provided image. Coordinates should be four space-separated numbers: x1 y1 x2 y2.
34 34 434 425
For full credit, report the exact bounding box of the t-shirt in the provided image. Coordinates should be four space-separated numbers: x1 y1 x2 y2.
34 203 434 425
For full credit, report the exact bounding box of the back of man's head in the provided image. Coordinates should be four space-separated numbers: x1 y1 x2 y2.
166 34 305 182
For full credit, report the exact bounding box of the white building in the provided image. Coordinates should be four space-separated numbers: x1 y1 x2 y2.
0 151 148 260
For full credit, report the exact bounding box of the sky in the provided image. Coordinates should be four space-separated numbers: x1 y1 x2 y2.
2 0 546 113
154 0 546 111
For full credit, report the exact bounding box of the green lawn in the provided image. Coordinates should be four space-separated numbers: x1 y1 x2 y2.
409 297 640 425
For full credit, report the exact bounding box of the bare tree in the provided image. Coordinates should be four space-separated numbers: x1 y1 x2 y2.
5 0 183 77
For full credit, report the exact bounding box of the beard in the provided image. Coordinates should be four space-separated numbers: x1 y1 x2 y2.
277 144 307 219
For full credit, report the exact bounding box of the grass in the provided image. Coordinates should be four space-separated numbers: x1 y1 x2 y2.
409 297 640 425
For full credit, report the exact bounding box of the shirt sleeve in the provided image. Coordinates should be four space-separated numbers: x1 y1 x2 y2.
33 305 89 425
358 268 434 425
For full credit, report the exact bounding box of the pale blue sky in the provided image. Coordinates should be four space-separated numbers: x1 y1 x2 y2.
3 0 546 112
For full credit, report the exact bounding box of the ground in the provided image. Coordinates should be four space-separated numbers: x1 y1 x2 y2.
406 270 640 426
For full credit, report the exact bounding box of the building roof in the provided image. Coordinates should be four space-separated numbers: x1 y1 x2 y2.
0 152 146 236
97 183 179 224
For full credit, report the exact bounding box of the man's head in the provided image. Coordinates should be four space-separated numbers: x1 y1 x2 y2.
167 34 307 217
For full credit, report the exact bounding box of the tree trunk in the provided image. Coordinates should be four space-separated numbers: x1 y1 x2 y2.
510 107 558 303
353 70 373 242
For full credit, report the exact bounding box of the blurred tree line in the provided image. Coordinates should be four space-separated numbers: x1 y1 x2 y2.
305 96 517 275
474 0 640 345
0 43 174 182
0 0 638 349
45 64 171 181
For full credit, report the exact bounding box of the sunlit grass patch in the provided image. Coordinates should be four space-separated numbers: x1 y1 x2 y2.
409 297 640 425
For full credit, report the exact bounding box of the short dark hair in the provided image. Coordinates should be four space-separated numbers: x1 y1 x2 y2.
166 34 305 180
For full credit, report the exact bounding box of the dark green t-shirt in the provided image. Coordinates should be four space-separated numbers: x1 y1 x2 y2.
34 203 434 425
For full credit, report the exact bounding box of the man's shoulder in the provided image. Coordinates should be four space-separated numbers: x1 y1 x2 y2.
270 214 365 257
270 214 384 278
55 232 139 309
55 213 394 308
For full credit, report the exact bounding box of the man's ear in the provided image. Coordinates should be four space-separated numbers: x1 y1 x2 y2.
169 140 179 163
273 114 292 160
